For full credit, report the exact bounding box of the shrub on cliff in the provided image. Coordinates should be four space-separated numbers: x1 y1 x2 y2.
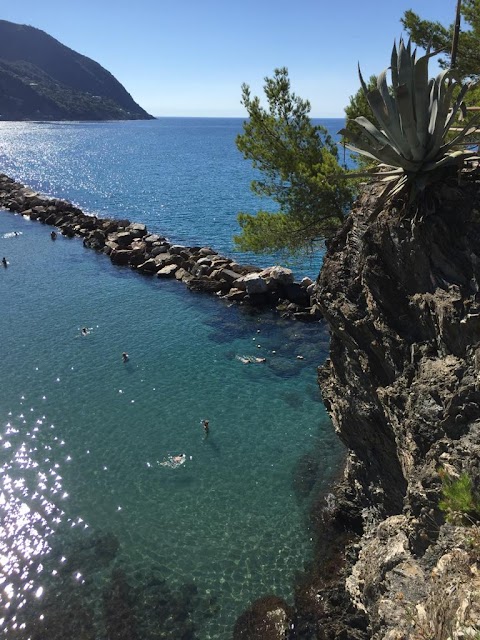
340 38 479 208
439 470 480 525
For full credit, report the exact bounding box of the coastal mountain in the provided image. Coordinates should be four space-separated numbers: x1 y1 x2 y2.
0 20 154 121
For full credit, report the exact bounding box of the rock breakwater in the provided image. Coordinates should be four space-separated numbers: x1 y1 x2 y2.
0 173 321 320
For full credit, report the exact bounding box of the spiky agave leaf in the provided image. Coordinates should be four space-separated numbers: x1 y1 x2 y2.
341 38 479 205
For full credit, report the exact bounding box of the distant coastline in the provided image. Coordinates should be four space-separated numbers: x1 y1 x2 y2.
0 19 153 121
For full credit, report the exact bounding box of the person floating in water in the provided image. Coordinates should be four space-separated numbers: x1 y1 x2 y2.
159 453 186 468
2 257 7 267
81 327 89 336
236 355 266 364
50 231 57 240
122 352 129 363
201 419 210 437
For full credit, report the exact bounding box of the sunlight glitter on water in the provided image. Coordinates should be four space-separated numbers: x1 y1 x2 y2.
1 404 62 635
0 130 344 636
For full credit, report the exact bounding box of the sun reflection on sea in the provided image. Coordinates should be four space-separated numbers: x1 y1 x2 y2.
0 399 86 637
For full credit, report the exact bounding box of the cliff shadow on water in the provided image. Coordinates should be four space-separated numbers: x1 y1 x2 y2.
235 171 480 639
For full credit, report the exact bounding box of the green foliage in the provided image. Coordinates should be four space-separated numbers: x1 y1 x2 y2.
235 68 354 254
401 2 480 80
344 75 378 169
438 470 480 524
344 74 377 132
340 39 479 204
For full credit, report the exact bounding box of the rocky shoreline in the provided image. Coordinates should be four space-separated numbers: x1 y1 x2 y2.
234 177 480 639
312 179 480 639
0 173 322 321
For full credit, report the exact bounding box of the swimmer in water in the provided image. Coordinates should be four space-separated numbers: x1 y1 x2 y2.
236 355 266 364
50 231 57 240
201 419 210 437
2 257 7 267
122 352 129 363
159 454 186 468
81 327 89 336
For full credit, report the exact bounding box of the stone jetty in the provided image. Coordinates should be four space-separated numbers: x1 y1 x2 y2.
0 173 322 321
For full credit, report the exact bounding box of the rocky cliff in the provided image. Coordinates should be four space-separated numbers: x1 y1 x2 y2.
0 20 153 121
315 175 480 638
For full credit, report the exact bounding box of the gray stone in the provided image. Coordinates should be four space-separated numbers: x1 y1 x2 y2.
157 264 178 277
259 265 294 286
240 273 269 295
126 223 147 237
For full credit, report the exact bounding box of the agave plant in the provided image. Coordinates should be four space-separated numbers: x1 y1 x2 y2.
340 38 479 202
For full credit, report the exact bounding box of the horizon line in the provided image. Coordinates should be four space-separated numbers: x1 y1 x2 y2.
150 115 346 119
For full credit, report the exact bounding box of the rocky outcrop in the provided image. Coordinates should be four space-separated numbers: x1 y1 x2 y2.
313 176 480 638
0 173 321 319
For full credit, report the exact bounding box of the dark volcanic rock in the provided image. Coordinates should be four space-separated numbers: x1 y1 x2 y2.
314 177 480 638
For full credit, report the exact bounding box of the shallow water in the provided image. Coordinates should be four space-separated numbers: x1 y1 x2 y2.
0 209 343 638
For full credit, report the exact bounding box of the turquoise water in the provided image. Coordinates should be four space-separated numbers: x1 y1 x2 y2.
0 117 348 277
0 119 344 639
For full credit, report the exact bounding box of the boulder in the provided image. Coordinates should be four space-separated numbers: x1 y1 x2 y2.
137 258 159 274
110 249 133 265
126 222 147 238
104 240 119 253
154 253 177 269
150 245 170 257
92 229 107 243
186 278 223 293
259 265 294 287
175 267 190 281
233 596 293 640
240 273 269 295
157 264 178 278
196 257 213 267
226 288 248 301
301 276 314 288
114 231 137 247
197 247 218 257
144 234 162 244
192 264 210 278
216 268 242 285
170 244 186 255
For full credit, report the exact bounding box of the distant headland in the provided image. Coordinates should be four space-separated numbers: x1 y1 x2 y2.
0 19 154 121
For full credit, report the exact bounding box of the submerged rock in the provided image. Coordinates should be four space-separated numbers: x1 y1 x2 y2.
233 596 293 640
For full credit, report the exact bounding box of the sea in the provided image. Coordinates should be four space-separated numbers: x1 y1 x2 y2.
0 118 346 639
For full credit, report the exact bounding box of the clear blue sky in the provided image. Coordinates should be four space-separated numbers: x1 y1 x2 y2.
2 1 458 117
